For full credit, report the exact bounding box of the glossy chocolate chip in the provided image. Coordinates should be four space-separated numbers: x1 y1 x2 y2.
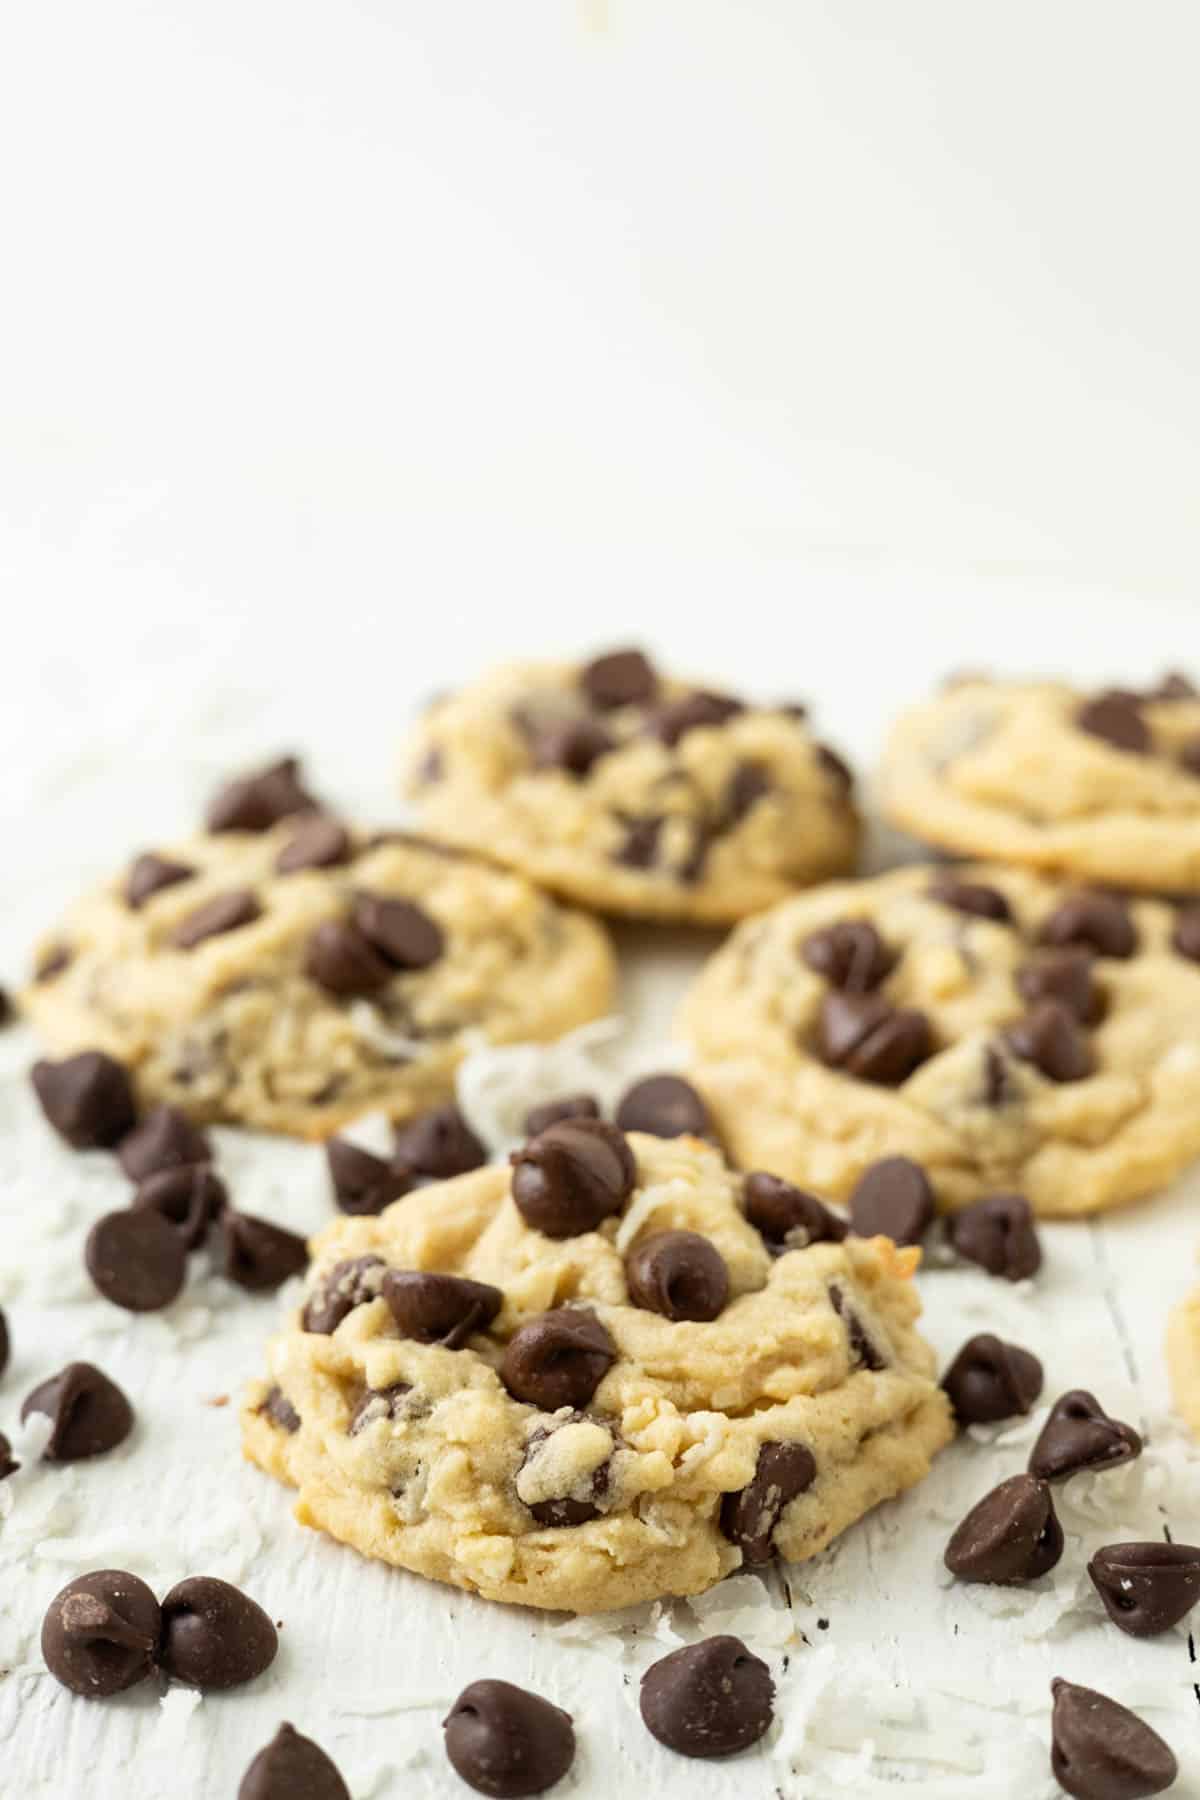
1088 1542 1200 1638
134 1165 227 1250
1038 892 1138 959
530 717 615 777
383 1270 503 1347
1076 691 1151 754
302 1254 389 1334
394 1103 488 1179
947 1193 1042 1280
926 875 1012 921
942 1333 1044 1425
742 1171 847 1252
828 1283 886 1370
159 1576 278 1690
31 1051 137 1149
614 1074 710 1139
817 992 933 1084
305 920 393 995
1050 1678 1177 1800
625 1231 729 1322
0 1303 8 1379
117 1104 211 1182
238 1724 350 1800
640 1636 774 1759
259 1386 301 1433
207 755 318 833
802 919 894 991
41 1570 160 1697
944 1474 1063 1584
352 894 444 970
275 816 352 873
848 1156 935 1246
720 1440 816 1565
0 1432 17 1480
172 888 262 949
501 1308 616 1411
125 852 195 909
1030 1391 1142 1483
651 690 745 746
511 1118 635 1238
326 1138 411 1217
1172 905 1200 962
219 1212 308 1292
581 647 658 709
523 1093 601 1138
1016 947 1104 1025
85 1209 188 1312
22 1362 133 1460
443 1679 575 1798
1006 1001 1095 1082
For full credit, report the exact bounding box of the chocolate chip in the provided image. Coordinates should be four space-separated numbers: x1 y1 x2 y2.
942 1333 1044 1425
348 1381 413 1435
651 690 744 746
305 920 392 995
158 1576 278 1690
1030 1390 1143 1483
501 1308 616 1410
520 1424 609 1526
1038 891 1138 958
581 647 658 709
21 1362 134 1460
719 1440 817 1564
817 992 933 1084
0 1303 8 1378
1077 691 1151 754
947 1193 1042 1280
848 1156 935 1246
85 1209 188 1312
1006 1001 1095 1082
612 813 663 869
614 1074 710 1139
511 1118 634 1238
625 1230 729 1321
1016 947 1104 1024
828 1283 886 1370
31 1051 137 1149
0 986 11 1027
0 1432 17 1480
1172 905 1200 962
1181 735 1200 778
1088 1542 1200 1638
172 888 262 949
35 943 72 981
326 1137 412 1215
207 755 318 833
302 1254 389 1333
259 1386 300 1433
944 1473 1064 1584
721 760 772 827
41 1570 160 1697
239 1724 350 1800
530 717 615 777
802 919 894 990
640 1636 774 1759
117 1104 211 1182
925 875 1012 921
394 1102 488 1179
815 742 855 792
125 852 195 908
218 1212 308 1292
275 816 352 873
742 1172 847 1252
1050 1678 1177 1800
443 1679 575 1798
134 1165 227 1250
383 1270 503 1347
352 895 444 969
522 1093 601 1137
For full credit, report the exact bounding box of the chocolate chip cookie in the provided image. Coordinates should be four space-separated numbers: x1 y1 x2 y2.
401 650 860 922
241 1132 951 1612
880 673 1200 891
682 864 1200 1215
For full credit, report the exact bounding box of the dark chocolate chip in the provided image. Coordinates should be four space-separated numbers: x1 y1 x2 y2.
125 852 196 909
275 817 352 874
0 1303 8 1379
1030 1390 1142 1484
394 1103 488 1180
41 1570 160 1697
259 1386 300 1433
85 1209 188 1312
828 1282 886 1370
802 919 894 991
815 742 855 792
158 1576 278 1690
1006 1001 1095 1082
21 1362 134 1460
640 1635 774 1759
1172 905 1200 962
501 1308 616 1411
31 1051 137 1149
581 647 658 709
720 761 771 827
0 985 11 1027
947 1193 1042 1280
530 717 615 777
1050 1677 1177 1800
1076 691 1151 755
218 1212 308 1292
625 1230 729 1322
614 1074 710 1140
325 1137 412 1217
719 1440 816 1565
207 756 318 833
1016 947 1105 1025
305 920 392 995
925 875 1012 921
172 888 262 949
1038 892 1138 959
612 814 664 869
942 1333 1044 1425
35 943 72 981
848 1156 935 1246
944 1473 1064 1584
742 1172 847 1252
443 1679 575 1798
302 1254 389 1334
1088 1542 1200 1638
521 1425 609 1526
134 1165 227 1250
817 992 933 1084
522 1093 601 1138
349 1381 413 1435
0 1432 17 1480
383 1270 503 1347
239 1724 350 1800
352 895 444 970
651 690 745 746
511 1118 634 1238
117 1104 211 1182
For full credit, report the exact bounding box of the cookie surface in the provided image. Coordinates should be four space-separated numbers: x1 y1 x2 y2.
22 828 614 1138
1168 1275 1200 1439
682 864 1200 1216
401 651 860 922
880 675 1200 891
241 1134 951 1612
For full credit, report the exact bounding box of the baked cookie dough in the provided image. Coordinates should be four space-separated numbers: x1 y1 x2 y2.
682 865 1200 1216
242 1132 951 1612
880 673 1200 892
22 818 614 1139
401 649 860 923
1168 1273 1200 1439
